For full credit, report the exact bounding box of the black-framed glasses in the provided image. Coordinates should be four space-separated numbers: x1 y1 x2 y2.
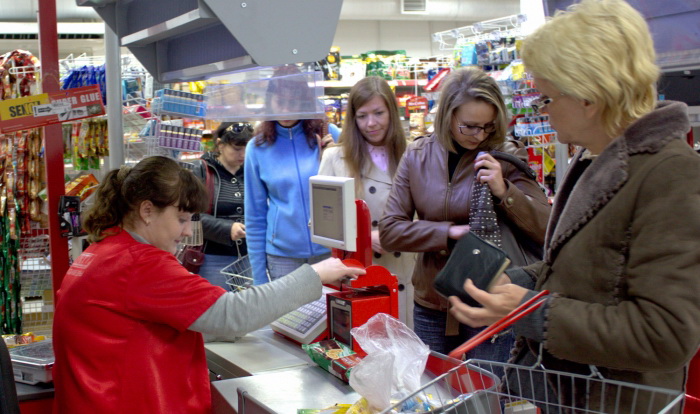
457 123 496 136
226 123 254 134
530 96 553 113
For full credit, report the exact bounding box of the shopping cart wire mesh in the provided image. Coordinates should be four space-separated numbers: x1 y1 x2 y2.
382 358 685 414
221 243 252 292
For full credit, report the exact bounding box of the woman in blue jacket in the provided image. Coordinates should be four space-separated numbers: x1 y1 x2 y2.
245 67 339 285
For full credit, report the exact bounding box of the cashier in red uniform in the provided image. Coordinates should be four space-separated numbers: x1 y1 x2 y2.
52 156 365 414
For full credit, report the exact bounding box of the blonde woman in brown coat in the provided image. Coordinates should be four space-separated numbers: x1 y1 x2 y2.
449 0 700 411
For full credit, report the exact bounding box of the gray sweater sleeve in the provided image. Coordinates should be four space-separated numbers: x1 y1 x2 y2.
189 264 322 340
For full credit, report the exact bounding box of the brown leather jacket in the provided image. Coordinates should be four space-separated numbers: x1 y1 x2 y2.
379 135 550 312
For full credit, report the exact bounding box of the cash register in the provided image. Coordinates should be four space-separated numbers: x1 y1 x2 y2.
270 176 399 355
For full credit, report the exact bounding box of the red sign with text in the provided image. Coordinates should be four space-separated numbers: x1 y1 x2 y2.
0 85 104 133
405 95 429 118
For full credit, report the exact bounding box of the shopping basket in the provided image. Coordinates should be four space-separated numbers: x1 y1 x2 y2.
382 290 685 414
382 358 684 414
221 243 253 292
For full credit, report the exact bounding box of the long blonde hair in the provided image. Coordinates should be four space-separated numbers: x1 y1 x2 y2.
339 76 407 196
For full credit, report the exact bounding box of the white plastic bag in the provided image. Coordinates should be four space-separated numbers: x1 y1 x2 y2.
349 313 430 412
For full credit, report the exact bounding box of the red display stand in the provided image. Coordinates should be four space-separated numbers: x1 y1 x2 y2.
331 199 373 267
326 200 399 357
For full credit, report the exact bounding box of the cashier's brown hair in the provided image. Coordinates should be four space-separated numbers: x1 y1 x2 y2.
83 156 209 243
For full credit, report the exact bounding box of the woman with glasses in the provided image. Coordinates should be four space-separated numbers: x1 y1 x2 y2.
448 0 700 411
191 122 254 289
245 65 339 285
380 67 550 361
319 76 417 327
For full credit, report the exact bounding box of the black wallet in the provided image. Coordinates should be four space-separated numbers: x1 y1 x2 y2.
433 233 511 307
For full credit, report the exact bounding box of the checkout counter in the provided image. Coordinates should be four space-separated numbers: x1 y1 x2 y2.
207 327 360 413
207 179 402 413
207 327 486 414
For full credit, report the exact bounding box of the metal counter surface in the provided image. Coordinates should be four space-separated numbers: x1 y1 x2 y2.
205 327 311 379
207 327 360 413
206 328 469 414
211 364 360 414
15 382 54 402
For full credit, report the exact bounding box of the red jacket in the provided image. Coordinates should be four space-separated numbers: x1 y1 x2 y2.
53 228 226 413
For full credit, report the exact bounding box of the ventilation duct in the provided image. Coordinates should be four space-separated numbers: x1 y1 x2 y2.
401 0 428 14
76 0 343 83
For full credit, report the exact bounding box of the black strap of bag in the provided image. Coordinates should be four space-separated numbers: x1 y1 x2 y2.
489 149 544 266
490 151 538 181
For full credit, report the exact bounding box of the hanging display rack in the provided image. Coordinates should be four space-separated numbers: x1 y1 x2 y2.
432 14 527 51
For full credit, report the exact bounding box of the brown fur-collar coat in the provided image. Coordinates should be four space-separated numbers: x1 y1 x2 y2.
510 101 700 411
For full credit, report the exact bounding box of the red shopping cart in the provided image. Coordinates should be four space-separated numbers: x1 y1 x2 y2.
382 290 686 413
685 350 700 414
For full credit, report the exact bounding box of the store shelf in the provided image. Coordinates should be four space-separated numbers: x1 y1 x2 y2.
390 79 428 87
320 79 427 88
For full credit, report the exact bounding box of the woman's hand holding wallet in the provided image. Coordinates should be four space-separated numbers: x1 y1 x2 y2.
449 279 529 327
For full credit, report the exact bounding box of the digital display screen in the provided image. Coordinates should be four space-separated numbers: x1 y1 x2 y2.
331 304 352 347
312 184 344 242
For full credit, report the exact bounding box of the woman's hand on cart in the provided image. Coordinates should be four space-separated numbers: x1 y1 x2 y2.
311 258 366 285
230 222 246 241
448 278 530 327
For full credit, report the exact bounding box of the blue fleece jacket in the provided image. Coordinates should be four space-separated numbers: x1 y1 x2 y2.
244 121 340 284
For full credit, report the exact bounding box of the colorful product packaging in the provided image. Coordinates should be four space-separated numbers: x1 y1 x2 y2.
303 339 363 383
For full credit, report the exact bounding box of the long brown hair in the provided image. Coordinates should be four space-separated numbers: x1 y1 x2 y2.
254 119 324 148
82 156 208 243
433 67 509 153
339 76 407 197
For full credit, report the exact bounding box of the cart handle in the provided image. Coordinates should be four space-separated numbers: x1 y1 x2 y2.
448 290 550 360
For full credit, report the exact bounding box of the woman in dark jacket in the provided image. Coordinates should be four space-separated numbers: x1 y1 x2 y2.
379 67 551 363
191 122 253 289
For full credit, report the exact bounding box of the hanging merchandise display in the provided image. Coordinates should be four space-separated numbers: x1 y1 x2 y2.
0 50 41 101
61 63 107 106
64 118 109 171
0 130 42 335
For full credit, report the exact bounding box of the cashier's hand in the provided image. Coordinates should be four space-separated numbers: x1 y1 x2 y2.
448 278 528 327
311 258 366 285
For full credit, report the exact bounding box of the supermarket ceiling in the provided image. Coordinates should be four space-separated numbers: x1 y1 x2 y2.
0 0 521 58
0 0 520 24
